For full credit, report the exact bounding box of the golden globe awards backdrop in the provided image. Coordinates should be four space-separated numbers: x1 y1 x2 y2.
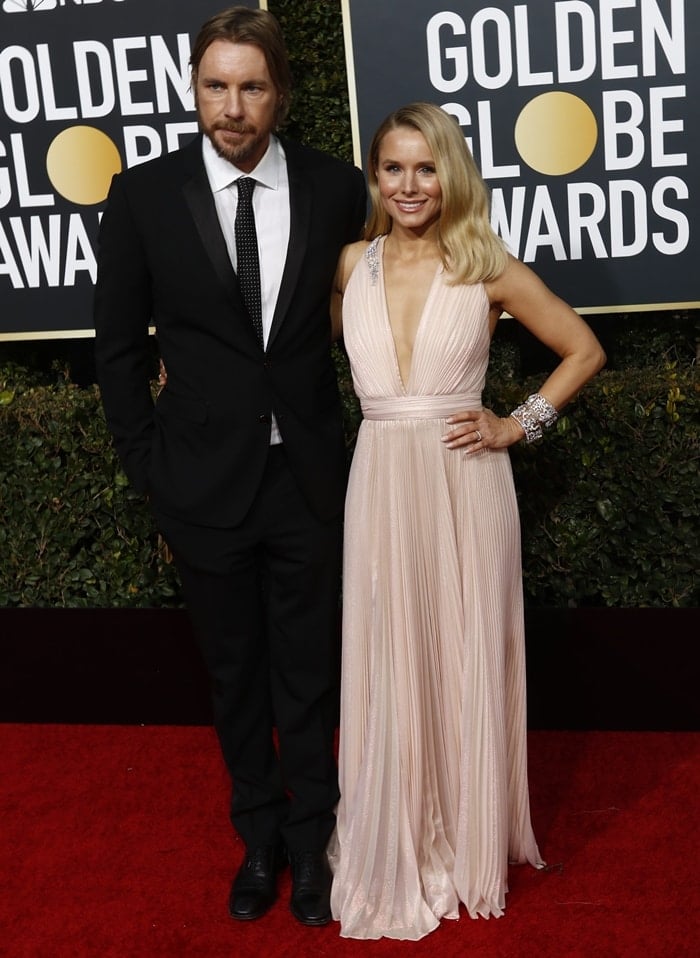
0 0 263 340
342 0 699 313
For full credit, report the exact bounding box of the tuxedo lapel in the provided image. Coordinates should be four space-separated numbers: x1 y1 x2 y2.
179 136 313 351
182 164 239 303
267 143 312 349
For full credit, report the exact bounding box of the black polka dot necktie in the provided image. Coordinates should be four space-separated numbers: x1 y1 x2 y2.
234 176 263 345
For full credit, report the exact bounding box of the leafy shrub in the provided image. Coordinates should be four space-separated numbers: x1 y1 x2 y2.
271 0 355 162
0 364 180 608
1 357 696 608
507 364 699 607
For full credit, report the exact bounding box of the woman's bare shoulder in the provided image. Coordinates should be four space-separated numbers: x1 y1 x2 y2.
337 240 370 291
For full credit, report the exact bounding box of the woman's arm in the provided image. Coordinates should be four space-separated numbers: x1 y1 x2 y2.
488 255 607 410
331 241 368 341
443 255 606 452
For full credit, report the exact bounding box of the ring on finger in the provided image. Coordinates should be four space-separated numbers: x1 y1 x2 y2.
474 430 482 442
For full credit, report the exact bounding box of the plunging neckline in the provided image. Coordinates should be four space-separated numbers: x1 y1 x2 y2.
377 235 443 394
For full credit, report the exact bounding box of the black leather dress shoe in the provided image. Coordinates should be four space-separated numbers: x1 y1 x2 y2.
228 844 286 921
289 850 333 926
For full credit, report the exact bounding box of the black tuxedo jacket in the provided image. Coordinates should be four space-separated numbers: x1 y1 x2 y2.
94 135 366 527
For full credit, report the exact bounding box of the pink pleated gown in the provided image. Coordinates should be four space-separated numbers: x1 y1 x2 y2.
329 236 543 940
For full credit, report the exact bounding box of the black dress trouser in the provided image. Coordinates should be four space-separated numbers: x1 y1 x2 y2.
154 444 343 854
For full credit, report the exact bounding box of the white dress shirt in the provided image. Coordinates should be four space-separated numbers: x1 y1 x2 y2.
202 134 291 443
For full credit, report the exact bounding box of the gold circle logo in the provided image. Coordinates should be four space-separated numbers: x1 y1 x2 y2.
46 126 122 205
514 92 598 176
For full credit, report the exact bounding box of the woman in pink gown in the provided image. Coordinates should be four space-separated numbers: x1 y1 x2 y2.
329 103 605 940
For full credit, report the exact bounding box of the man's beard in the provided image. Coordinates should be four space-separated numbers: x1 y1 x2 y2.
204 122 267 168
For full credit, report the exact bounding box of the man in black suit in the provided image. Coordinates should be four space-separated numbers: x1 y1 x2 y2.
94 6 365 927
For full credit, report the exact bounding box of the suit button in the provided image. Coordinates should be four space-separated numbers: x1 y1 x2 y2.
263 360 272 369
258 414 270 424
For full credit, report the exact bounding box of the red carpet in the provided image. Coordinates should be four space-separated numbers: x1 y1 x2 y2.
2 726 698 957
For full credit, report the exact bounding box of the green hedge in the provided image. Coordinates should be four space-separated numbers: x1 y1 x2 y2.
0 364 180 608
494 361 699 607
1 354 697 608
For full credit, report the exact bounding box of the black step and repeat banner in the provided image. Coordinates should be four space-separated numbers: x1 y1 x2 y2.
2 0 697 336
342 0 699 314
0 0 262 340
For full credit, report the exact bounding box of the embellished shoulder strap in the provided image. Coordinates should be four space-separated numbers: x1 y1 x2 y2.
365 236 381 286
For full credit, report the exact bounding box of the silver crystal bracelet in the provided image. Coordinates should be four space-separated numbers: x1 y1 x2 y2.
510 393 559 443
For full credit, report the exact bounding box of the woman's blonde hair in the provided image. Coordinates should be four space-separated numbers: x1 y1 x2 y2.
365 102 508 284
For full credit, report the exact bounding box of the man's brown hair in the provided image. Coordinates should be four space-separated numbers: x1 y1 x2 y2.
190 5 292 125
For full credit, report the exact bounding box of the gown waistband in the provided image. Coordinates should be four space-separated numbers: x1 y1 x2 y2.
360 393 481 421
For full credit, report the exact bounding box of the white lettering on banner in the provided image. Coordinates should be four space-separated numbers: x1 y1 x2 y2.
555 2 597 83
476 100 519 178
442 101 521 178
0 0 694 315
609 179 648 256
151 34 193 113
649 85 686 166
0 140 10 209
567 183 609 258
74 41 117 118
0 45 39 122
427 11 466 92
0 213 97 289
490 177 690 262
0 222 24 288
443 85 687 179
514 5 553 86
37 44 78 121
64 213 96 285
426 0 685 92
0 8 203 326
652 176 689 254
426 0 691 270
602 86 687 170
122 121 197 167
0 1 128 12
641 0 685 74
0 34 193 122
113 37 155 116
600 0 638 81
11 133 53 207
0 123 198 210
10 214 62 286
523 186 567 261
471 8 512 90
603 90 646 169
0 27 197 219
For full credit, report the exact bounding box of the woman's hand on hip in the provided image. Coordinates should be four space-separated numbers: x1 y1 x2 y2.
441 407 525 453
